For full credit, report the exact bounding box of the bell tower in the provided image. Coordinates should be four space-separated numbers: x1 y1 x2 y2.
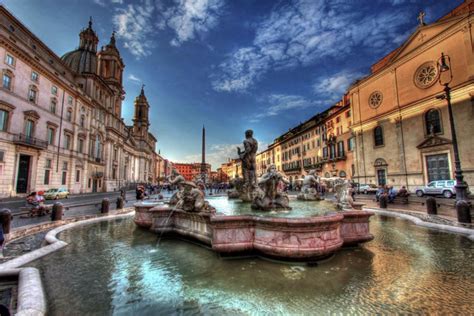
133 85 150 137
97 31 125 116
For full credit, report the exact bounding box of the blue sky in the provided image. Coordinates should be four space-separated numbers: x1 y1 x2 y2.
2 0 462 168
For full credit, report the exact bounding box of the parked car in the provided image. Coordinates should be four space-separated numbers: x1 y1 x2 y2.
358 184 378 194
44 188 69 200
415 180 456 198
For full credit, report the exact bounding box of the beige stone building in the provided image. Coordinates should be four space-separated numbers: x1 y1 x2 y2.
0 6 159 197
220 158 242 180
257 98 354 184
349 1 474 190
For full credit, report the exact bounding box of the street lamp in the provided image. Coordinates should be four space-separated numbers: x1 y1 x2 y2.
436 52 471 223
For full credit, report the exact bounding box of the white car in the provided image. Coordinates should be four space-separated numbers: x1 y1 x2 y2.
415 180 456 198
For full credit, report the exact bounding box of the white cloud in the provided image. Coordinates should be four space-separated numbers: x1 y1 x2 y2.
158 0 225 47
212 0 412 92
313 71 362 100
181 143 240 169
112 0 156 59
128 74 142 83
250 94 324 123
93 0 123 7
110 0 224 57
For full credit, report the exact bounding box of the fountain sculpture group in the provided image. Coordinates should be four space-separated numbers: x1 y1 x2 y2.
134 130 374 261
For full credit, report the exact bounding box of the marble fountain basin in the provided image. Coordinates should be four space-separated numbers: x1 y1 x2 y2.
134 198 374 261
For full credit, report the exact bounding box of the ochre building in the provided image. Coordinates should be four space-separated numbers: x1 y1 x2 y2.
349 1 474 190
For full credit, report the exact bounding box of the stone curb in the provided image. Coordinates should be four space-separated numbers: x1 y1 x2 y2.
0 210 135 316
0 268 45 316
0 211 135 271
364 207 474 240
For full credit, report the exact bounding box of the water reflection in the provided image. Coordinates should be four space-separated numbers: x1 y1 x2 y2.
31 216 474 315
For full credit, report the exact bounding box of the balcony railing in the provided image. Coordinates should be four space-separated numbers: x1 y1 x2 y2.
12 134 48 149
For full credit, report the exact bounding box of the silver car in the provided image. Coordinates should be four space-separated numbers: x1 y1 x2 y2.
416 180 456 198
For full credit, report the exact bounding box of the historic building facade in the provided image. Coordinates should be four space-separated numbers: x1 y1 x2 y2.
349 1 474 190
256 98 354 184
0 6 158 197
172 162 211 181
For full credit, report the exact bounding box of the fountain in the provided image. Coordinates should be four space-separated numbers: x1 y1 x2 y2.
134 130 374 261
251 164 291 210
297 169 322 201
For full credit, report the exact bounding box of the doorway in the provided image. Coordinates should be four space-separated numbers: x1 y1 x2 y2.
92 179 98 193
16 154 31 193
376 169 386 186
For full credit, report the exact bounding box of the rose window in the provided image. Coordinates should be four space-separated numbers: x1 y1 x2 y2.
414 62 439 89
368 91 383 109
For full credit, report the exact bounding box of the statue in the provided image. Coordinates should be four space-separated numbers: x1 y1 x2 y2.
227 177 244 199
174 181 215 213
297 169 322 201
251 164 291 211
237 129 258 202
333 179 354 210
168 169 185 205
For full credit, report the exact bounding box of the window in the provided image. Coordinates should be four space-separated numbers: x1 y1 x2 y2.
45 159 52 169
323 147 328 159
95 135 102 159
374 126 384 147
25 119 34 138
67 96 73 105
62 161 68 170
425 109 442 135
339 171 347 178
0 110 8 131
31 71 39 82
50 98 57 114
337 141 345 157
112 167 117 180
64 134 71 149
76 170 81 183
347 137 354 151
62 171 67 185
66 108 72 122
44 169 50 185
369 91 383 109
47 127 55 145
336 116 340 123
78 138 84 153
2 73 12 90
5 54 14 66
80 115 85 128
346 110 351 118
0 151 4 162
28 86 38 103
51 85 57 95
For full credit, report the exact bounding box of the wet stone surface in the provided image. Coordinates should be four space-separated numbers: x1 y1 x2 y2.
1 232 47 263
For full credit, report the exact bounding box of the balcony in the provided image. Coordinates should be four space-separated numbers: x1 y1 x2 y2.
283 165 301 172
12 134 47 149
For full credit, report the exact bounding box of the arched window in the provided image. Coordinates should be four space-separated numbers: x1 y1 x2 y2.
425 109 441 135
374 126 384 147
339 171 347 178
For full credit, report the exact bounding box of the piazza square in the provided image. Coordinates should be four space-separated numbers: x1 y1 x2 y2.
0 0 473 315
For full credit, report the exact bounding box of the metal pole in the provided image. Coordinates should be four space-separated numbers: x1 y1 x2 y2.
444 84 467 201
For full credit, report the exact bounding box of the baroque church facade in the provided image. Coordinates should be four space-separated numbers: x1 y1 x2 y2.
0 6 157 197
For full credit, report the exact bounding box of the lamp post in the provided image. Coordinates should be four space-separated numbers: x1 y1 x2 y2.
436 52 471 223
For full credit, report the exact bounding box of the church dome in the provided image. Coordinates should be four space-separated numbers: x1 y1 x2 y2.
61 17 98 74
61 49 97 74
